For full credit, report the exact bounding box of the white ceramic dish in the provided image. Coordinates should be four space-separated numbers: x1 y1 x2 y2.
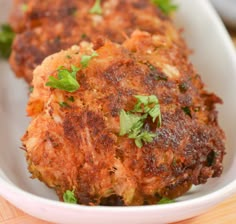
211 0 236 29
0 0 236 223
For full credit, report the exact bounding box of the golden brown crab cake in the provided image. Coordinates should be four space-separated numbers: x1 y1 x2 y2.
9 0 187 83
22 30 225 205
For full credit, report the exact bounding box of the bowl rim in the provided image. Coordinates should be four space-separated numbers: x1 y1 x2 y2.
0 176 236 212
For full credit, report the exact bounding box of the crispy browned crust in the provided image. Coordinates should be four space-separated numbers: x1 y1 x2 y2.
9 0 188 83
22 30 225 206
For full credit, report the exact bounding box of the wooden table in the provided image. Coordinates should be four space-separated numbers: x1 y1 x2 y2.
1 31 236 224
229 29 236 46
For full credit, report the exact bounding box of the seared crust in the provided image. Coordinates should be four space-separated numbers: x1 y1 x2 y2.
22 31 225 205
9 0 187 83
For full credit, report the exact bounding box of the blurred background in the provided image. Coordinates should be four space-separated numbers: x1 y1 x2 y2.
211 0 236 46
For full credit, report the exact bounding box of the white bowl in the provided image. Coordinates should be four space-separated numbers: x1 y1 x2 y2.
0 0 236 223
210 0 236 29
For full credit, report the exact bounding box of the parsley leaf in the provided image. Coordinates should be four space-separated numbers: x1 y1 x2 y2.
0 24 15 59
81 33 87 39
59 102 69 108
132 131 157 148
21 3 28 12
89 0 103 15
68 96 75 102
119 95 161 148
46 51 97 92
29 86 34 93
119 110 156 148
158 197 175 204
182 106 192 118
46 65 80 92
63 190 77 204
151 0 177 15
179 82 189 93
119 110 144 136
81 51 98 68
127 115 147 138
66 54 72 59
133 95 162 125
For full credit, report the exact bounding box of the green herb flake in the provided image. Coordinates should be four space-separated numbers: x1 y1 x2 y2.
179 82 188 93
154 74 168 82
66 55 72 59
207 150 216 167
29 86 34 93
158 197 175 204
68 96 75 102
119 95 161 148
119 110 144 136
81 33 87 39
149 64 155 71
54 36 61 44
172 157 177 166
89 0 103 15
148 64 168 81
59 102 69 108
21 3 28 12
133 95 162 125
63 190 77 204
194 106 201 112
81 51 98 68
0 24 15 59
68 7 78 16
46 65 80 92
132 131 157 148
151 0 178 15
182 106 192 118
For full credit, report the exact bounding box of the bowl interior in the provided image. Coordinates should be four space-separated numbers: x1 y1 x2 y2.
0 0 236 204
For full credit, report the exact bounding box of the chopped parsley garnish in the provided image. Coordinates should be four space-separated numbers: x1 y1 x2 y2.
68 96 75 102
21 3 28 12
81 33 87 39
207 150 216 167
67 7 78 16
149 64 168 81
29 86 34 93
66 55 72 59
89 0 103 15
59 102 69 108
132 131 157 149
46 65 80 92
81 51 98 68
182 106 192 118
54 36 61 44
119 95 161 148
133 95 162 125
0 24 15 59
63 190 77 204
59 96 75 107
46 51 98 92
158 197 175 204
172 157 177 166
154 74 168 81
119 110 144 136
179 82 189 93
194 106 201 112
151 0 178 15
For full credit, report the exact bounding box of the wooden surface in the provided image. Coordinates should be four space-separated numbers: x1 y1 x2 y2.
229 29 236 46
0 28 236 224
